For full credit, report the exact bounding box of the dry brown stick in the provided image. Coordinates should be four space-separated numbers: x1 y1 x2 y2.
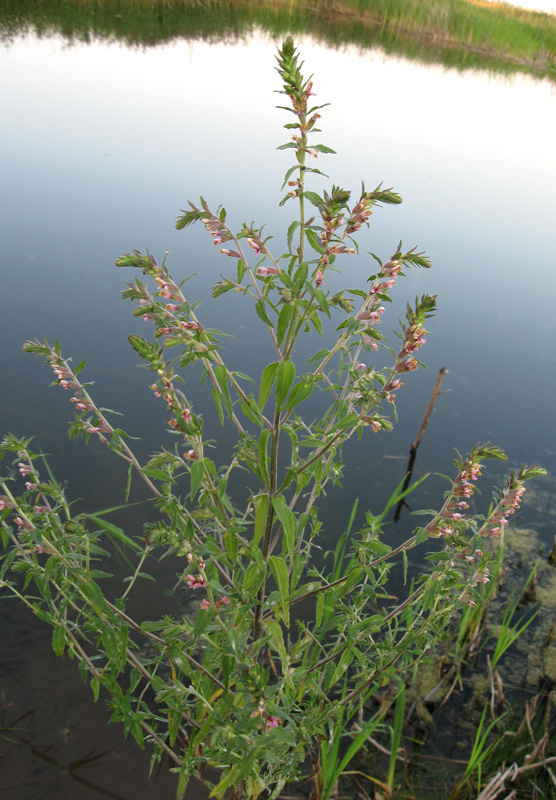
394 367 448 521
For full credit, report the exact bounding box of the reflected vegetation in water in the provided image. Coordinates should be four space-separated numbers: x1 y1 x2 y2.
1 0 555 82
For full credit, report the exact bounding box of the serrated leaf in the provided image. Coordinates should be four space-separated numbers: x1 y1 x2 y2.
259 362 279 410
190 458 205 498
52 626 66 657
214 364 232 417
243 562 265 592
315 288 330 316
283 381 313 412
258 430 271 489
269 556 290 627
312 144 336 154
212 281 235 298
276 359 295 409
255 299 273 328
272 495 295 562
254 493 269 546
276 304 295 348
305 227 324 255
287 219 301 253
415 527 429 544
303 191 323 207
91 676 100 702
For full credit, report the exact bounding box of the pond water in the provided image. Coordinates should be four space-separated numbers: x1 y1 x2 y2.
1 25 556 799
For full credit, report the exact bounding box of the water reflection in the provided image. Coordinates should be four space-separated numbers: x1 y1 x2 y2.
1 29 555 799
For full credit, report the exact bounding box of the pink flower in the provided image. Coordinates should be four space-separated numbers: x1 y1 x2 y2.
200 599 210 610
362 336 379 350
185 449 199 461
181 408 192 424
265 716 281 731
18 463 33 477
396 358 419 373
180 320 201 332
256 265 280 278
371 280 395 294
217 596 230 608
356 307 385 326
315 270 324 287
15 517 33 531
247 238 263 255
25 482 38 491
384 378 402 393
0 498 12 511
219 249 241 258
186 574 208 590
381 260 402 278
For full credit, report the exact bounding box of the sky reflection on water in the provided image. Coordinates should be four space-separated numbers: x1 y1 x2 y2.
2 31 555 496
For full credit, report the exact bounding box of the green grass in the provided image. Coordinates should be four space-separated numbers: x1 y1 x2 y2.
0 0 555 81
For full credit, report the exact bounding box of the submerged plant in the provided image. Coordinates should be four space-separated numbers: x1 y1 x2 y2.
0 38 546 800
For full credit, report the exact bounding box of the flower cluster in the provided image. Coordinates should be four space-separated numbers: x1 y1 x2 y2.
480 474 528 538
186 573 208 589
202 215 233 247
43 349 113 444
345 194 374 234
356 306 385 350
250 702 281 732
257 265 280 279
200 596 230 611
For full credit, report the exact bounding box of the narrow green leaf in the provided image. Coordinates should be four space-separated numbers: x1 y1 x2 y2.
125 463 133 503
316 592 325 628
86 514 143 553
264 619 288 663
327 647 354 689
211 388 224 424
269 556 290 627
240 397 264 426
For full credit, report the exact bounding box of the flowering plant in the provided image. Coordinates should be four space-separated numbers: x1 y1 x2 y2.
0 38 544 800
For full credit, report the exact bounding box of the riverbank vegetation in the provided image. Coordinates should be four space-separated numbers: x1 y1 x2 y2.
0 0 555 81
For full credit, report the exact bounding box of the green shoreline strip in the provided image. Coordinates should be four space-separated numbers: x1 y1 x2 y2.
1 0 555 81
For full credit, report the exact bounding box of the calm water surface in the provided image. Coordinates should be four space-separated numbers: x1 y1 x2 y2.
1 29 556 798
